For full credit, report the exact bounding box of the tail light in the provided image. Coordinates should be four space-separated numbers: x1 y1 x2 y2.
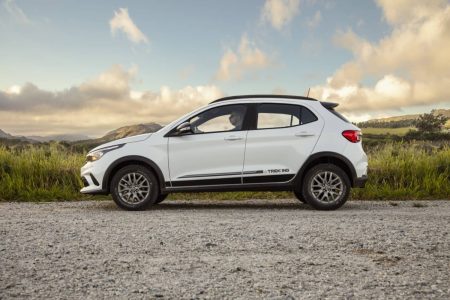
342 130 361 143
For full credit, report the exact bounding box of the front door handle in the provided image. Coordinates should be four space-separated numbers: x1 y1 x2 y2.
224 135 243 141
295 131 315 137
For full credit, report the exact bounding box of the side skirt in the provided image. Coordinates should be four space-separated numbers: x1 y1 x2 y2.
163 182 294 193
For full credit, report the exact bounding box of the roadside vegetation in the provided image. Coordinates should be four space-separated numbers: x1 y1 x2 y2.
0 112 449 202
0 141 448 202
361 127 412 136
0 144 84 201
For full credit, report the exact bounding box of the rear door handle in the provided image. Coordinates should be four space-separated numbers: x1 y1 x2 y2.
295 131 315 137
224 135 243 141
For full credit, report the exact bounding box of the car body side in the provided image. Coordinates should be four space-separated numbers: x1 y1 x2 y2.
80 98 367 195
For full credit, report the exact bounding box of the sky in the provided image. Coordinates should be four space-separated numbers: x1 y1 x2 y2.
1 0 449 137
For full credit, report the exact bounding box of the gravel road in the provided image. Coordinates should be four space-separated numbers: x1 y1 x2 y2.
1 199 450 299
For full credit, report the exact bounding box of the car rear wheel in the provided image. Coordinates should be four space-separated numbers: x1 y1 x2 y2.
302 163 350 210
111 165 159 210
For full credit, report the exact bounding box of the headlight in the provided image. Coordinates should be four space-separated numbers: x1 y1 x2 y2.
86 144 124 162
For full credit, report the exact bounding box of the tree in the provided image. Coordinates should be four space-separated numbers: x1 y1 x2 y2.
414 113 448 132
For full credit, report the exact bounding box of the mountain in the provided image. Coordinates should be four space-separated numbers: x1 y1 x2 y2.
1 122 163 148
26 134 91 142
98 122 163 142
1 129 89 143
0 129 14 139
0 129 35 142
69 122 164 152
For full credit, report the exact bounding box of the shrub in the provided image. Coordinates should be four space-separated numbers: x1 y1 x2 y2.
415 113 448 132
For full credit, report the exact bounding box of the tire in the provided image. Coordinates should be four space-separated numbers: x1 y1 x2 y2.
301 163 350 210
155 193 169 204
111 165 160 211
293 190 307 203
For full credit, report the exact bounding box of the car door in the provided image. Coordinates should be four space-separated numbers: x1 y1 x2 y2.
168 104 249 187
242 103 324 184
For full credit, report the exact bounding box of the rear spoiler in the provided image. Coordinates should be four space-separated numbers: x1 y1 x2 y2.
320 101 339 109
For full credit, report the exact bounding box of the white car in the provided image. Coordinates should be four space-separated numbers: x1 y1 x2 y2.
81 95 368 210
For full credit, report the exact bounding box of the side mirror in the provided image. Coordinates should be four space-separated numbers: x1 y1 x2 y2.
175 122 192 135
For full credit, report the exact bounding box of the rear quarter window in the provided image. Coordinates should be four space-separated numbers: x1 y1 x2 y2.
256 103 318 129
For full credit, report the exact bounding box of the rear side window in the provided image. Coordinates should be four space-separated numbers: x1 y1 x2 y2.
257 104 317 129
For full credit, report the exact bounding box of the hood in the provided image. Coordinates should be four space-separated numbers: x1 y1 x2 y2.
90 133 152 152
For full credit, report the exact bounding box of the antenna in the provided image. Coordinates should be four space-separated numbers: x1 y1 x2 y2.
306 88 310 97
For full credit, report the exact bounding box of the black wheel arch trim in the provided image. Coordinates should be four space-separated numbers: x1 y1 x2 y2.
294 152 358 188
102 155 166 194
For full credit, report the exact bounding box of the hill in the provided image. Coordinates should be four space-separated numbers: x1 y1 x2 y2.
1 122 163 151
99 123 162 142
358 109 450 128
27 134 91 142
69 122 163 152
0 129 36 143
368 109 450 122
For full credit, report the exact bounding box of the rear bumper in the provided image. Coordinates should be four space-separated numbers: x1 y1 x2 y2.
353 175 368 188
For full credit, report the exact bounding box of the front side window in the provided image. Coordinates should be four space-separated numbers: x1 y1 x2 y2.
257 104 317 129
189 104 247 133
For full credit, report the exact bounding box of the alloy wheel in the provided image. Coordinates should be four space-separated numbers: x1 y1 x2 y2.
117 172 152 205
310 171 344 203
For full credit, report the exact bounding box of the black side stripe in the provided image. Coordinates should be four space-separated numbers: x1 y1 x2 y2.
179 171 241 179
171 177 241 187
243 170 264 175
179 170 264 179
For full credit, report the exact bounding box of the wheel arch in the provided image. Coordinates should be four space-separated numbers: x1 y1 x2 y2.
294 152 357 189
102 156 166 194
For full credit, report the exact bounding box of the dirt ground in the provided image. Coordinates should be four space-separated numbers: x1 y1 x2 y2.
1 199 449 299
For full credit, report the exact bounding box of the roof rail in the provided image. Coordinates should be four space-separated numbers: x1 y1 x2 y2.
210 94 318 104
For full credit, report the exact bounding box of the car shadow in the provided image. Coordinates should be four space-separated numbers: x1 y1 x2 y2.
98 200 376 211
149 201 313 211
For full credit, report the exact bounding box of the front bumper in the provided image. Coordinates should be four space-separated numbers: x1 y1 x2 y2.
80 162 108 195
353 175 368 188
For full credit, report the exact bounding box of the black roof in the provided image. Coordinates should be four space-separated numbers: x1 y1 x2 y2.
210 94 318 104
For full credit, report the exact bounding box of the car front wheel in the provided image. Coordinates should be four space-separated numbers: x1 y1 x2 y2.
302 163 350 210
111 165 159 210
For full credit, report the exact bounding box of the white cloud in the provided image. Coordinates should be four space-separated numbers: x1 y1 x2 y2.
215 35 272 81
80 64 138 99
6 85 21 95
377 0 446 25
261 0 300 30
109 8 148 44
307 11 322 28
2 0 31 24
310 1 450 114
0 65 223 136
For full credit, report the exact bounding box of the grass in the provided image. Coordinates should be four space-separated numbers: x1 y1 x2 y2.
0 144 86 201
351 143 450 200
0 142 449 202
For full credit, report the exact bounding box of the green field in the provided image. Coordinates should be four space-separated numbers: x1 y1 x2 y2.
361 127 413 136
0 141 449 202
